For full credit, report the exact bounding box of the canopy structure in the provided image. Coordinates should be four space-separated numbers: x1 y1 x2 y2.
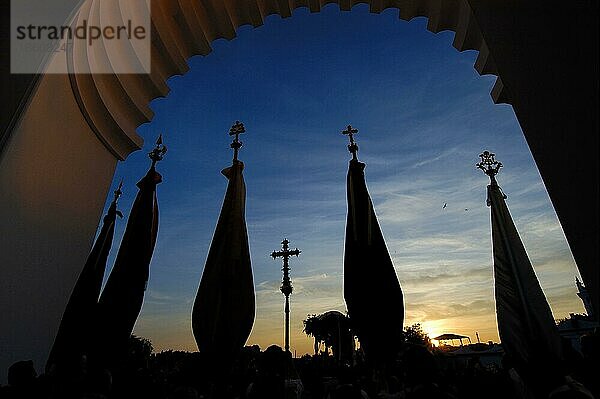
433 334 472 346
192 122 255 377
46 183 123 374
342 125 404 365
479 151 565 396
95 137 165 364
305 311 354 363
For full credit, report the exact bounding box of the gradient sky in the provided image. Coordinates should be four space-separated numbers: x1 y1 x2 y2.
99 4 585 355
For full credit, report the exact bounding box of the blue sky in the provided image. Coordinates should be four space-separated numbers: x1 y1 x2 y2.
100 4 583 354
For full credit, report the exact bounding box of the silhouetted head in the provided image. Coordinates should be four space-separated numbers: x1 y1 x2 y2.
259 345 287 378
170 386 199 399
7 360 37 387
84 368 112 397
401 344 438 384
549 376 595 399
580 332 599 360
330 384 364 399
388 375 401 394
337 364 355 385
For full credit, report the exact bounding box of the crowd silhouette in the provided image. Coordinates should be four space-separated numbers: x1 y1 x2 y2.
1 328 598 399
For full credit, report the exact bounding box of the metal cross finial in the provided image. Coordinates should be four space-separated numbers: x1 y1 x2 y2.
229 121 245 161
271 238 301 353
106 178 124 220
477 150 503 182
149 134 167 167
113 178 124 202
342 125 359 160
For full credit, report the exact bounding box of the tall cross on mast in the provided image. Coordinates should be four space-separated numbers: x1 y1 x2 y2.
271 238 301 353
229 121 245 162
342 125 359 160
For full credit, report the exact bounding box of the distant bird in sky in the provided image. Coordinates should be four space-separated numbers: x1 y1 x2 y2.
442 203 447 209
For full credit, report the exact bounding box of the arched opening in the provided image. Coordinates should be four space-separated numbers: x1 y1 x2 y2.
103 5 582 356
0 0 597 382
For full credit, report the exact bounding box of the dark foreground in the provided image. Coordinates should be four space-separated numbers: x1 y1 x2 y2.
1 338 597 399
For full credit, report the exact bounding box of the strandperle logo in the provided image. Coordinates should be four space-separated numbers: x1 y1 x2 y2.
15 19 147 47
11 0 151 74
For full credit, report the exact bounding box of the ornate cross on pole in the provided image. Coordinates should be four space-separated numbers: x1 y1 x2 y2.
342 124 359 160
149 134 168 168
229 121 245 161
271 238 301 353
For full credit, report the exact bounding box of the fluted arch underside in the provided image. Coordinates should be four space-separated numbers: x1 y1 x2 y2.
71 0 506 160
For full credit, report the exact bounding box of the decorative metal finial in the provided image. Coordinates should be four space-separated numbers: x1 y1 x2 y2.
149 134 167 167
106 178 124 219
229 121 245 161
478 150 507 205
271 238 301 353
113 178 123 202
477 150 503 182
342 125 359 160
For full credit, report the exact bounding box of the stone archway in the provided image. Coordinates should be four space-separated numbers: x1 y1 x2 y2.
61 0 507 162
0 0 597 381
